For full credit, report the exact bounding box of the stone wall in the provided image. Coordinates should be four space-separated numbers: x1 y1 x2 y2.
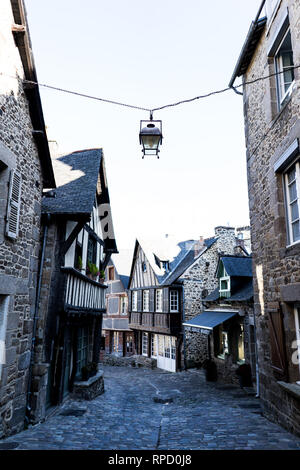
241 0 300 436
0 1 45 438
181 227 237 366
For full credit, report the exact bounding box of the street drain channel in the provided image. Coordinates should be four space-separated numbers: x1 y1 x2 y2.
59 408 86 417
0 442 19 450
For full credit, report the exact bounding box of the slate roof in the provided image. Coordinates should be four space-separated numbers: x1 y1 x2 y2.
42 149 102 215
221 256 252 277
119 275 130 290
203 280 253 303
226 280 253 301
160 237 217 286
203 287 220 302
229 17 267 87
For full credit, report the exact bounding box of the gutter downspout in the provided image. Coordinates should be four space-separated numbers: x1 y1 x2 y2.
182 283 187 370
253 307 260 397
25 213 51 424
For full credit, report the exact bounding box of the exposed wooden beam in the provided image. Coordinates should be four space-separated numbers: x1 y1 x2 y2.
61 219 87 257
101 252 112 271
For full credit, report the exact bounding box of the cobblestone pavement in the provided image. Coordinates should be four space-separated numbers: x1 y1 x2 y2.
2 365 300 450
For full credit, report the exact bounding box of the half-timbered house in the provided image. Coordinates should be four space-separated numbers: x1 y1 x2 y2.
128 237 185 372
28 148 117 423
102 252 135 358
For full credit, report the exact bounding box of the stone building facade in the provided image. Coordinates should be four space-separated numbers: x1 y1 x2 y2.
230 0 300 435
184 255 255 386
0 0 55 437
181 226 245 367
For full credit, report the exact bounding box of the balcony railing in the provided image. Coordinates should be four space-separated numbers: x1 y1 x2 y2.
61 267 106 312
129 311 181 333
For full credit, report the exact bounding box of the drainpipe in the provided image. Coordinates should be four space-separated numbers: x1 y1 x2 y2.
25 213 51 423
253 308 260 398
182 284 187 370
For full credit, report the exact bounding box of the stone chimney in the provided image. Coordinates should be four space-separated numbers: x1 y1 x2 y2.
214 226 235 237
194 236 205 258
215 226 236 256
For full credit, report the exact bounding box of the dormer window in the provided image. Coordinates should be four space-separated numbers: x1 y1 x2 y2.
162 261 169 271
219 265 230 298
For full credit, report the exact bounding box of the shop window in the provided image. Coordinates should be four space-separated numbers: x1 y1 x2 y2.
142 332 148 356
151 334 157 357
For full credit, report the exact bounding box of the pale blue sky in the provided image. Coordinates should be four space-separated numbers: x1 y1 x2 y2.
25 0 263 249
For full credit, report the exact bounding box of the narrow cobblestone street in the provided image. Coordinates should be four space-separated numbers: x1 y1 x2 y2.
2 365 300 450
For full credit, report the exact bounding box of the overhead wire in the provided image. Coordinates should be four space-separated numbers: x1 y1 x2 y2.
1 64 299 117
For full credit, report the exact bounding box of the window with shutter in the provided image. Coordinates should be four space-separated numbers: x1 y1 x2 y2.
5 170 21 239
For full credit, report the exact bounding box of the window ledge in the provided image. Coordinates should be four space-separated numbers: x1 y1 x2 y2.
271 92 293 124
283 241 300 257
277 381 300 400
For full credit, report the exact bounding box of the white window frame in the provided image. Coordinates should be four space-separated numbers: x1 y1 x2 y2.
170 290 179 313
120 296 127 315
274 28 295 110
155 289 163 312
171 336 176 360
132 291 138 311
151 334 157 358
295 308 300 385
143 290 149 312
142 332 148 356
219 266 231 296
284 160 300 246
266 0 281 23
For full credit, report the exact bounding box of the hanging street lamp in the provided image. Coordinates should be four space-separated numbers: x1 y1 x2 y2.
139 112 163 158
